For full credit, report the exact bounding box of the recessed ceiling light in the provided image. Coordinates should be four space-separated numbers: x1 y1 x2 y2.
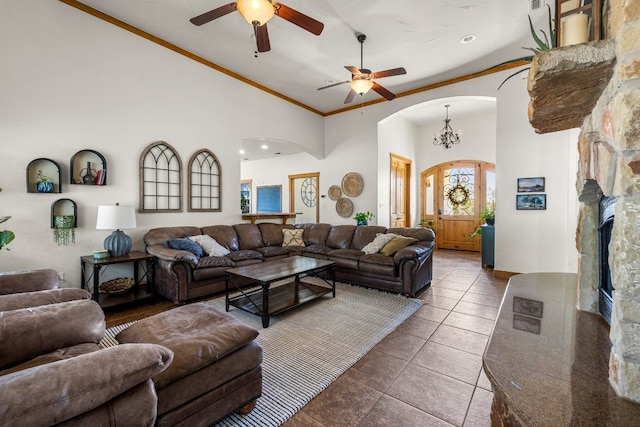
239 149 245 155
261 145 268 150
460 34 476 44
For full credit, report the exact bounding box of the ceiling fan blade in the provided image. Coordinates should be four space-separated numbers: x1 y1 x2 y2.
344 89 357 104
371 67 407 79
372 82 396 101
273 3 324 35
190 3 237 26
317 80 350 90
254 23 271 52
345 66 360 75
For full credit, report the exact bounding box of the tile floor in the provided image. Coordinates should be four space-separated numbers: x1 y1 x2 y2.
283 249 508 427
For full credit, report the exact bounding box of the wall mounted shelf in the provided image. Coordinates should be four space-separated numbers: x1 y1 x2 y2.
26 158 62 193
70 149 107 185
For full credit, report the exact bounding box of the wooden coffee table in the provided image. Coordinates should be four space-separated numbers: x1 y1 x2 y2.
225 256 336 327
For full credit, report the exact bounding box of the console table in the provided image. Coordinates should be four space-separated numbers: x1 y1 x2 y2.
80 251 155 309
483 273 640 425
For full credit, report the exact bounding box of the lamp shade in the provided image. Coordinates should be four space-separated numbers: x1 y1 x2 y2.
350 78 373 95
96 205 136 230
237 0 275 26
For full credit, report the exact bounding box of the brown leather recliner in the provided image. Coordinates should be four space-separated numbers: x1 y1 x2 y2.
0 298 174 426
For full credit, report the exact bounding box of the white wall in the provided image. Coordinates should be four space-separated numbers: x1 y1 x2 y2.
0 1 323 285
495 77 580 274
0 1 580 288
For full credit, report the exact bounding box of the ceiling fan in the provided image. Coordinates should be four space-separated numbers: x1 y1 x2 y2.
190 0 324 53
318 34 407 104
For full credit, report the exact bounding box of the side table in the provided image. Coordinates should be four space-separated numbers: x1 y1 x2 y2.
80 251 155 309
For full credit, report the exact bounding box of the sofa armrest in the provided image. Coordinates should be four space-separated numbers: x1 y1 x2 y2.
0 299 105 370
0 269 61 295
393 241 434 263
0 343 173 426
0 288 91 312
146 244 198 266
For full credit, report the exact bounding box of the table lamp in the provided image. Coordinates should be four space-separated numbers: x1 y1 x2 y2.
96 203 137 256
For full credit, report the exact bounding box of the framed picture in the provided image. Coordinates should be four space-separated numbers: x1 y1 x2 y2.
516 194 546 210
517 177 545 193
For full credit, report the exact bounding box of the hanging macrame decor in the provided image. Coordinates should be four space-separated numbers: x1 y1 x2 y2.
53 215 75 246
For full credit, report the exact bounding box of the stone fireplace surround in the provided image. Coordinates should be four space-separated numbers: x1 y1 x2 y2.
528 0 640 403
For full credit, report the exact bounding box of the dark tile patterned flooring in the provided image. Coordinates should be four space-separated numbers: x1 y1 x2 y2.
283 249 507 427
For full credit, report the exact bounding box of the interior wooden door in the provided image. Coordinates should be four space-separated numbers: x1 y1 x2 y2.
289 172 319 224
390 154 411 227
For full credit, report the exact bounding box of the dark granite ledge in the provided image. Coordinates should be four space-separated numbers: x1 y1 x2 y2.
483 273 640 426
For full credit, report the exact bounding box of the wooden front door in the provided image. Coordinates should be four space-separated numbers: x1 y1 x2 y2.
421 161 495 251
390 154 411 227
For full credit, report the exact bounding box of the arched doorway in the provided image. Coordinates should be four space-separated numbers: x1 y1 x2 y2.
420 160 495 251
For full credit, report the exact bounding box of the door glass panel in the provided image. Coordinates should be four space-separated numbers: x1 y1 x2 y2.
442 167 475 216
486 170 496 211
425 174 434 215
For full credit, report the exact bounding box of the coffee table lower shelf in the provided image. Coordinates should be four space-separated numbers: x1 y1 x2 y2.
228 281 332 327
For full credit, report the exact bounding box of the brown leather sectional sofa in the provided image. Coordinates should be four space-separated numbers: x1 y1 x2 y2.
145 223 435 304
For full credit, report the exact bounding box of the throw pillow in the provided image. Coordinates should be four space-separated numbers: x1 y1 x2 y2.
361 233 398 254
189 234 231 257
165 238 204 258
380 236 418 256
282 229 305 247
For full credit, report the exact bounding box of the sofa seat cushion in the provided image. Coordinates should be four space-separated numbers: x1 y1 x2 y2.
226 250 264 263
302 245 332 257
257 246 290 258
328 249 362 270
117 303 259 389
359 253 397 277
0 343 100 376
196 256 234 269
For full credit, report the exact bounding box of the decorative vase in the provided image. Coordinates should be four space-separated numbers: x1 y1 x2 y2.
80 162 96 185
36 181 54 193
357 220 368 226
486 218 495 226
53 215 76 246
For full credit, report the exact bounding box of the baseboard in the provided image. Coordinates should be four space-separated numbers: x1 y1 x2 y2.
493 269 520 280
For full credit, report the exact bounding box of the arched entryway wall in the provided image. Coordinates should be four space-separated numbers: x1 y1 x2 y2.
378 96 497 230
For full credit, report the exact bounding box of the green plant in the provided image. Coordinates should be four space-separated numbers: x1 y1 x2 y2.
37 170 48 182
488 5 556 89
353 211 374 222
419 218 434 229
480 205 495 221
0 215 15 251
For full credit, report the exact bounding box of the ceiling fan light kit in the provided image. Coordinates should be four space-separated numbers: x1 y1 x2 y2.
236 0 275 26
433 104 462 149
350 78 374 95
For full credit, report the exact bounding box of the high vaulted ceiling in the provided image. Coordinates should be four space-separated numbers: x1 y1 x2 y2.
62 0 544 116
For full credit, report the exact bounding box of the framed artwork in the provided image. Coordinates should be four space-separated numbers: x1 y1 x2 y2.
516 194 546 210
517 177 545 193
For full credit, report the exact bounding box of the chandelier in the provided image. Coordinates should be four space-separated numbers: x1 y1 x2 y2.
433 104 462 149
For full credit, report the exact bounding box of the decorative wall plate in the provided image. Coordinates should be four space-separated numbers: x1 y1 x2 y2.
341 172 364 197
335 197 354 218
328 185 342 201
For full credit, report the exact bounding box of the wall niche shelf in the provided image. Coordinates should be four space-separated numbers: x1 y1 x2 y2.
70 149 107 185
26 158 62 193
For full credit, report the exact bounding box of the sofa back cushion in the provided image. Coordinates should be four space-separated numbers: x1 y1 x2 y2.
201 225 239 252
258 223 293 247
144 227 203 246
233 224 264 250
296 223 332 246
326 225 357 249
351 226 388 250
388 227 435 242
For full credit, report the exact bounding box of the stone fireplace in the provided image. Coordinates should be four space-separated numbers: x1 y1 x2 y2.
528 0 640 404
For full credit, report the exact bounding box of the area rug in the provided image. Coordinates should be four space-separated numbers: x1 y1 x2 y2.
101 282 421 426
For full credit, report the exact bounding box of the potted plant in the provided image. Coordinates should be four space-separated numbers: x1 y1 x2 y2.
36 170 54 193
419 218 434 229
0 215 15 251
353 211 374 226
467 203 495 240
